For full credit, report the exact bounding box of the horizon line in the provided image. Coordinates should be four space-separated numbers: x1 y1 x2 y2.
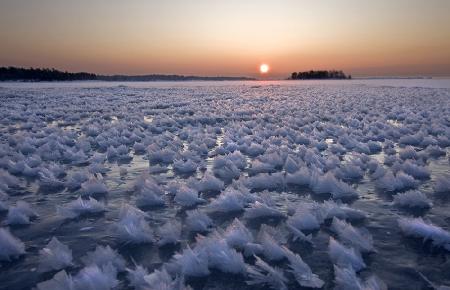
1 65 449 80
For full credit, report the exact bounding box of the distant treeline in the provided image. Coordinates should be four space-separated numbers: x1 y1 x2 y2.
290 70 350 80
0 67 96 81
0 66 255 82
99 74 255 81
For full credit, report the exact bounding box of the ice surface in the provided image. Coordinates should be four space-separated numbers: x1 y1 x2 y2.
0 80 449 289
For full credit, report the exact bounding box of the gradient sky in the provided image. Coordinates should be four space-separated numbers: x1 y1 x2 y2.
1 0 450 77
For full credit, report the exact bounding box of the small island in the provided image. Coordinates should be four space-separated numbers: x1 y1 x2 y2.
290 70 351 80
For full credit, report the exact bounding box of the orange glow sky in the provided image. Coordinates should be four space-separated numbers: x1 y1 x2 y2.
1 0 450 77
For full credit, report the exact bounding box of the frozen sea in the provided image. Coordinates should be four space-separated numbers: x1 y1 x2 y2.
0 79 449 290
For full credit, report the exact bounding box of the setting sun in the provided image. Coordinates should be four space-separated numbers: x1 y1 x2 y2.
260 64 269 74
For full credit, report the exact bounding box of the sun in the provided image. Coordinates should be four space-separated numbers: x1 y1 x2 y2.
260 64 269 74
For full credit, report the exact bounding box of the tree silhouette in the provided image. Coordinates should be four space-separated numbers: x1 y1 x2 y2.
0 66 255 82
289 70 348 80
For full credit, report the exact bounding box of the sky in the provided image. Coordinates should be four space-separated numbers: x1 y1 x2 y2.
1 0 450 78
